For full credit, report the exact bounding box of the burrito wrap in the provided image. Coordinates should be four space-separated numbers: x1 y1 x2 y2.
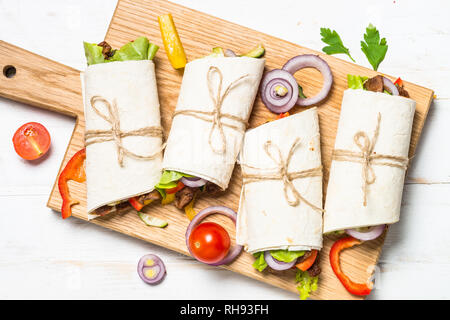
323 89 416 233
163 57 265 190
82 60 163 219
237 108 323 254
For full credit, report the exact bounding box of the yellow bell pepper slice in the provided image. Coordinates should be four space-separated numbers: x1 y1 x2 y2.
184 194 197 221
158 13 187 69
161 192 175 205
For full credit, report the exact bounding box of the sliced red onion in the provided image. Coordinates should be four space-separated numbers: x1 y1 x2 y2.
382 77 399 96
137 254 166 285
224 49 237 57
282 54 333 106
345 225 386 241
264 251 297 271
260 69 299 113
183 176 201 181
185 206 243 266
181 176 207 187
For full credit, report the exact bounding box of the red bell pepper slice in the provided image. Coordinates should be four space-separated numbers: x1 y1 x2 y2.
276 112 290 119
166 181 184 194
129 196 144 211
296 249 318 271
329 236 373 296
394 77 403 87
58 148 86 219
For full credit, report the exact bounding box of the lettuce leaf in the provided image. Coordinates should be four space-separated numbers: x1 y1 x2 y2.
111 36 150 62
296 270 318 300
270 250 305 263
347 74 368 90
252 252 268 272
155 170 193 190
83 42 107 66
83 37 159 66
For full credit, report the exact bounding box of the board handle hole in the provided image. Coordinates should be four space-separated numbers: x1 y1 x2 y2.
3 65 16 78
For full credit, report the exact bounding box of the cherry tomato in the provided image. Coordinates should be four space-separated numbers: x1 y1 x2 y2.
12 122 51 160
188 222 231 264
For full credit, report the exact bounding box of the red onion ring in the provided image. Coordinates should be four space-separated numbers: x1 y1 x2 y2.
137 254 166 285
185 206 243 266
382 77 399 96
345 225 386 241
282 54 333 106
181 176 207 187
260 69 299 113
264 251 297 271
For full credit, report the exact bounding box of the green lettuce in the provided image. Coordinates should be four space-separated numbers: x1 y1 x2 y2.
347 74 368 90
296 270 318 300
270 250 305 263
83 36 159 66
155 170 194 190
252 252 268 272
83 42 107 65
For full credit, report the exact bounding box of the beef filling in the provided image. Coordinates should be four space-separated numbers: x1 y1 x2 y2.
363 75 384 92
97 41 115 59
174 186 198 209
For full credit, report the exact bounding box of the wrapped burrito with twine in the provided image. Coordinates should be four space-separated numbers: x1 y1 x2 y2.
237 108 323 254
323 89 416 233
82 38 164 220
162 56 265 190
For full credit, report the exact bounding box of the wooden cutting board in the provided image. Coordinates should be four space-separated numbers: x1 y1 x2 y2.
0 0 433 300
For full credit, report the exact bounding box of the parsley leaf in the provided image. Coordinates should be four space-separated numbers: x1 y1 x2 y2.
320 28 355 62
360 24 388 71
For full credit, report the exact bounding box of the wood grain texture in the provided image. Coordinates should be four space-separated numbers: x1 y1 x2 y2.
0 0 434 300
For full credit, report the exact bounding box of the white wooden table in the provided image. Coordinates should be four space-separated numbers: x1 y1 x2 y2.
0 0 449 299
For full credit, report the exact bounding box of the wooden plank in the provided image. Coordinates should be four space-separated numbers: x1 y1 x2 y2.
0 0 434 300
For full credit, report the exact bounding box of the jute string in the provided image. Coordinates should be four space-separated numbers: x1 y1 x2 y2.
332 113 409 206
172 66 249 154
85 96 165 167
241 138 323 212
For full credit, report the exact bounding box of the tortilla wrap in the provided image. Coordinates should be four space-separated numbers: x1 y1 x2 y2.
162 57 265 190
236 108 323 254
82 60 163 219
323 89 416 233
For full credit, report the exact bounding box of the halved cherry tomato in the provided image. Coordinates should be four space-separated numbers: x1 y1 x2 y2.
296 249 318 271
188 222 230 264
166 181 184 194
12 122 51 160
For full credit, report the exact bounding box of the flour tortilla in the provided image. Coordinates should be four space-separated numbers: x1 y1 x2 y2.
82 60 163 220
323 89 416 233
162 57 265 190
236 108 323 254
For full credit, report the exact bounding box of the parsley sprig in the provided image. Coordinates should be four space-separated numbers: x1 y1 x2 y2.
360 24 388 71
320 28 355 62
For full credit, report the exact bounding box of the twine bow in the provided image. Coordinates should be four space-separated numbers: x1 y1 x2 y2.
241 138 323 212
332 113 409 206
173 66 249 154
85 96 165 167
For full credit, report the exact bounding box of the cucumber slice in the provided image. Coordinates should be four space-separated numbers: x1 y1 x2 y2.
138 212 168 228
204 47 225 58
242 44 265 58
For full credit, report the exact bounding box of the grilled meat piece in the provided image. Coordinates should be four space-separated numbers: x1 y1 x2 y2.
97 41 114 59
204 181 222 195
363 75 384 92
174 186 198 209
